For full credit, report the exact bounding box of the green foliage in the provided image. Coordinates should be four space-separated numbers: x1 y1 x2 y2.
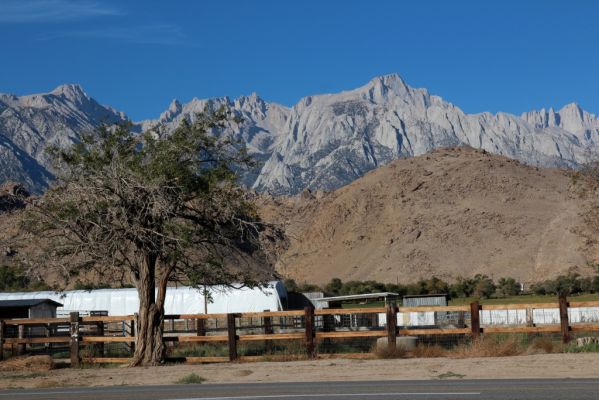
283 278 299 293
297 283 322 293
530 273 591 296
384 283 407 297
406 277 449 296
449 275 497 299
0 265 50 291
336 280 386 296
472 275 496 299
449 277 475 298
496 277 521 297
297 275 527 301
448 293 599 306
282 278 321 293
324 278 343 295
289 273 599 301
321 277 447 297
0 265 29 291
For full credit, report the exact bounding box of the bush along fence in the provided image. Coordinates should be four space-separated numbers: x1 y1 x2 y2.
2 295 599 366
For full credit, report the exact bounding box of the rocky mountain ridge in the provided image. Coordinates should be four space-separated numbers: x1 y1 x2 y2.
0 84 128 192
1 74 599 194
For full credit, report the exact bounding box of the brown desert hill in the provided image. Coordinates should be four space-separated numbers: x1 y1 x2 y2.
259 147 594 286
0 148 596 289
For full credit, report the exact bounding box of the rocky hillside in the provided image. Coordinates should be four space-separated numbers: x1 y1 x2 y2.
2 74 599 195
259 147 594 285
0 148 595 287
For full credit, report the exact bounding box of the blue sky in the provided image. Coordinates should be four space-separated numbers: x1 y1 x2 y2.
1 0 598 121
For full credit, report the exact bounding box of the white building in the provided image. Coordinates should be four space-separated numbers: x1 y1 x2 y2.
0 281 287 316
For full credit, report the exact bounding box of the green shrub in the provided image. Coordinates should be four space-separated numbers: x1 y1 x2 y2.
175 373 205 384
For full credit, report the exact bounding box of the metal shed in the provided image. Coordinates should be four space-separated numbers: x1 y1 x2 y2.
398 294 449 327
0 299 63 319
314 292 400 309
402 294 448 307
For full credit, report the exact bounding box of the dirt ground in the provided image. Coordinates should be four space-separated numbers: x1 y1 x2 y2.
1 353 598 390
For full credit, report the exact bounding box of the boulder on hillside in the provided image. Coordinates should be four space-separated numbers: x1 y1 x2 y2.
0 182 30 213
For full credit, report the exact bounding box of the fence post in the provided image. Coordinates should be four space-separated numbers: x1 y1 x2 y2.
69 312 81 368
457 311 465 328
227 313 238 361
525 307 534 327
17 324 26 356
45 323 52 351
386 303 397 349
470 301 480 341
304 307 315 358
196 318 206 336
263 310 273 354
0 320 4 361
130 316 136 355
559 294 570 344
96 321 104 357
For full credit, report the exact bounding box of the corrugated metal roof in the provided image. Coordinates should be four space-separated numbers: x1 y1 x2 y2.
319 292 399 302
0 299 63 308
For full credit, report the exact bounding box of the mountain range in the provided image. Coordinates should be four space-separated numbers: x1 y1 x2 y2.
1 74 599 194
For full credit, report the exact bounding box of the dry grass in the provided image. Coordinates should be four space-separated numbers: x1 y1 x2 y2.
0 356 54 372
526 337 561 354
450 336 524 358
408 337 563 359
260 353 309 362
373 345 408 359
411 345 446 358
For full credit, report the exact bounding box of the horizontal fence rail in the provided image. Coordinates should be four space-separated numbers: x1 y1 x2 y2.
1 295 599 366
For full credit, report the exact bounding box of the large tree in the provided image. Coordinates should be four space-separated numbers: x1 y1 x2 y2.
26 109 280 366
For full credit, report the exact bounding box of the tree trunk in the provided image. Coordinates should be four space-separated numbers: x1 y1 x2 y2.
129 253 166 367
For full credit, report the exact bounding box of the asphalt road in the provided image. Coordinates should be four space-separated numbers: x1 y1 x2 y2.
2 379 599 400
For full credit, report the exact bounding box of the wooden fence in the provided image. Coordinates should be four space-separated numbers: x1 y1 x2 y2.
1 295 598 366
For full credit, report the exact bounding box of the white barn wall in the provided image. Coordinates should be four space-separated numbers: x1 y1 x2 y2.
377 307 599 327
0 281 287 316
